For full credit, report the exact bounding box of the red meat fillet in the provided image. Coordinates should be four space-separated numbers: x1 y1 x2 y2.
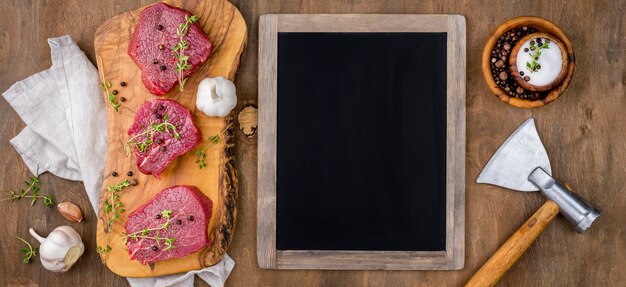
127 99 201 178
125 185 213 264
128 2 213 95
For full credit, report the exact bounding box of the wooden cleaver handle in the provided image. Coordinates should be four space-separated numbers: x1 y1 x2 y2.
464 200 560 287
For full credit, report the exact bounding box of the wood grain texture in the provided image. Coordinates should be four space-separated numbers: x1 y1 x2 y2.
465 200 560 287
94 0 246 277
0 0 625 286
257 14 465 270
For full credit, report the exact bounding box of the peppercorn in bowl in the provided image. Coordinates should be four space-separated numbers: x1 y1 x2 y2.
481 16 575 108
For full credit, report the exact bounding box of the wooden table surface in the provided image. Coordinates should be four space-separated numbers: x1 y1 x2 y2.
0 0 624 286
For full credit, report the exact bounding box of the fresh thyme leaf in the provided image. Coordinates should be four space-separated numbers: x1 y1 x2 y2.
208 134 220 145
125 114 181 156
193 122 233 169
1 176 53 207
96 245 112 264
101 179 132 233
122 209 178 250
173 14 199 92
525 40 550 73
161 209 172 219
97 57 122 112
16 236 38 264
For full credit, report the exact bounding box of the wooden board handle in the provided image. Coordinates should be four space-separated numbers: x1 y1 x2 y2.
464 200 560 287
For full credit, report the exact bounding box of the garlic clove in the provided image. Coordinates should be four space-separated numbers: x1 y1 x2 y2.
29 226 85 272
57 202 83 222
63 245 84 269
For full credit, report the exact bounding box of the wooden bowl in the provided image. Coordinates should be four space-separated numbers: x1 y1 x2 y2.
481 16 575 108
509 32 569 92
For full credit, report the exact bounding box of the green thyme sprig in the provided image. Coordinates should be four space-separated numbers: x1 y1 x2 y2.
525 40 550 73
125 114 181 156
173 14 199 92
194 122 233 169
16 236 38 264
97 56 121 112
1 176 53 207
101 179 131 233
96 245 112 264
100 82 120 112
122 209 177 251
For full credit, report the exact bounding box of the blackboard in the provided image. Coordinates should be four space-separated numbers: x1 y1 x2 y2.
276 32 447 251
258 14 466 270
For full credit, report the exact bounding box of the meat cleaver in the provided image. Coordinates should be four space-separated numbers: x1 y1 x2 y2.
465 118 601 287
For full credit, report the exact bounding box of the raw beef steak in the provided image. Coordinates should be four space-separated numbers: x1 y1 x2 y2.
128 2 213 95
128 99 201 178
125 185 213 264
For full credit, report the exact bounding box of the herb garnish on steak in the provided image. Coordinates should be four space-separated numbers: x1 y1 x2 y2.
127 99 201 178
128 2 213 95
124 185 213 264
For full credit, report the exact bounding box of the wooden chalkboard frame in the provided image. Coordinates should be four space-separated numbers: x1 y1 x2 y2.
258 14 466 270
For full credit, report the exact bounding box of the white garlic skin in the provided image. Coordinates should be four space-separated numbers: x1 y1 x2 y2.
29 226 85 272
196 76 237 117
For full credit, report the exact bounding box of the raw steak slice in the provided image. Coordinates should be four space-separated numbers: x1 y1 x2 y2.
128 2 213 95
128 99 201 178
125 185 213 264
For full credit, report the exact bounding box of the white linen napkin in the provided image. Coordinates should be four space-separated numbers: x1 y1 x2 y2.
2 35 234 287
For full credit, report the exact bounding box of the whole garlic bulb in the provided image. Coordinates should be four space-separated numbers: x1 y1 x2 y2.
196 76 237 117
29 226 84 272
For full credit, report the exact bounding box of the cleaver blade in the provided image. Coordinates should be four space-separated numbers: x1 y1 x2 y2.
476 118 552 192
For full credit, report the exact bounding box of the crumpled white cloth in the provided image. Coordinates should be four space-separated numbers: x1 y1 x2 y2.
2 35 234 287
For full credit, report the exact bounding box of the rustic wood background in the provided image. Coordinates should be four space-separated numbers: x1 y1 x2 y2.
0 0 624 286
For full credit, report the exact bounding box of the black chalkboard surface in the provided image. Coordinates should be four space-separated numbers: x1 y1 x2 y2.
258 14 465 270
276 32 448 251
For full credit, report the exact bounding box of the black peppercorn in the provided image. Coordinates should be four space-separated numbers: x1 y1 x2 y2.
112 171 118 177
120 97 126 102
158 44 164 50
127 171 133 176
153 59 159 64
156 214 162 219
152 246 158 251
160 65 166 71
188 215 194 221
530 40 535 45
156 138 163 144
524 48 529 53
160 145 166 152
524 76 531 81
520 71 524 76
176 220 182 225
130 179 138 186
120 82 127 87
112 90 118 95
155 114 162 119
158 105 164 111
498 71 508 81
537 65 541 70
530 46 536 51
157 24 163 30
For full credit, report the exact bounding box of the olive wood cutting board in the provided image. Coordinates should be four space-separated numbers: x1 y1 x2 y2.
94 0 245 277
